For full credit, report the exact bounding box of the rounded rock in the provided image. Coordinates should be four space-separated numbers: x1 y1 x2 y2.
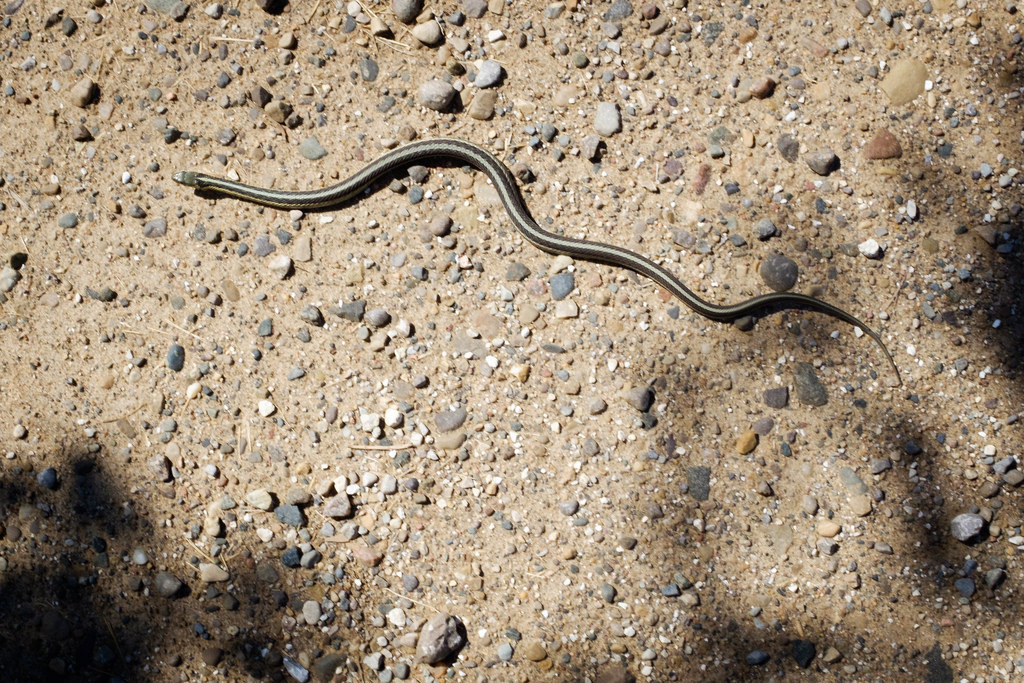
594 102 621 136
758 253 799 292
418 80 457 111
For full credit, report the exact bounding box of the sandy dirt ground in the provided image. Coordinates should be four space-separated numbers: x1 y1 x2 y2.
0 0 1023 681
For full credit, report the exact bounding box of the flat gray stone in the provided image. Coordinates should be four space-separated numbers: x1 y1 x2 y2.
435 407 467 432
793 363 827 406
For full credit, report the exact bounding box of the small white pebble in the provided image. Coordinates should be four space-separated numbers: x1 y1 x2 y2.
858 238 882 259
258 399 276 417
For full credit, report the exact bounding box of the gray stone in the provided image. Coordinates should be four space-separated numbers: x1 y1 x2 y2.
594 102 621 136
299 136 327 160
324 494 353 519
365 307 391 327
143 217 167 238
416 613 467 664
391 0 421 23
624 386 654 412
870 458 892 474
687 466 711 501
950 513 985 543
777 134 799 162
247 488 274 510
312 654 346 682
763 387 789 409
754 218 778 241
167 344 185 371
0 266 20 292
154 571 184 598
275 504 305 527
474 60 504 88
839 467 868 495
806 150 839 176
435 407 467 432
418 80 457 111
36 467 58 490
505 263 530 281
793 363 827 407
604 0 633 20
758 253 799 292
549 272 575 300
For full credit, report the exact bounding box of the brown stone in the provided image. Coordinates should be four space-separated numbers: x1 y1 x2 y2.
864 129 903 160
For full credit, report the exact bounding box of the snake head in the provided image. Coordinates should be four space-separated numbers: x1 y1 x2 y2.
172 171 199 187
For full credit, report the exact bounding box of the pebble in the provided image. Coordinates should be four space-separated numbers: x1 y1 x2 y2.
558 500 579 516
435 406 467 432
391 0 421 23
864 128 902 159
69 77 98 107
748 76 776 99
36 467 58 490
870 458 892 474
324 493 353 519
415 613 466 664
763 387 789 409
283 657 309 682
600 582 617 602
58 212 79 229
257 400 276 417
387 607 407 627
594 102 621 136
199 563 229 582
624 386 654 412
302 600 322 625
802 495 819 516
268 254 293 279
746 650 770 665
246 489 274 511
792 640 816 668
298 136 326 160
549 272 575 300
858 238 883 259
474 59 504 88
167 344 185 371
880 59 926 105
0 267 21 292
497 642 514 661
754 218 778 241
418 80 457 111
411 20 442 46
776 134 799 163
154 571 184 598
468 89 497 120
365 308 391 327
735 430 757 455
793 363 827 407
521 639 547 661
275 504 304 527
805 149 839 176
817 520 841 537
950 513 985 543
758 253 799 292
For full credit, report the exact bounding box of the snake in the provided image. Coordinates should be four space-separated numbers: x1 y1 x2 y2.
173 137 900 384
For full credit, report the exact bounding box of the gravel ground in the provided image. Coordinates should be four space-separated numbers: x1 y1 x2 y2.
0 0 1023 681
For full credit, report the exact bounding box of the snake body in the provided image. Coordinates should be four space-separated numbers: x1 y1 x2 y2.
174 137 899 384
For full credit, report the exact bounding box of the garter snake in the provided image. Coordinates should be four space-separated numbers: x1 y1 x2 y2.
174 137 900 384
